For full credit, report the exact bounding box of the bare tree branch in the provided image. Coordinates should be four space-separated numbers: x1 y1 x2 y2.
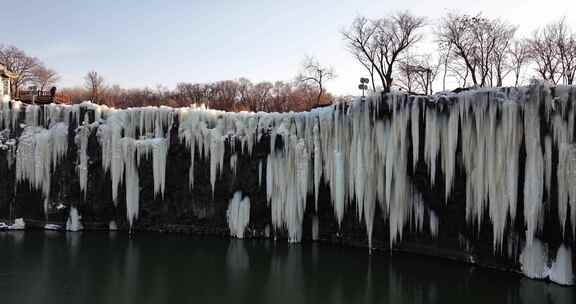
297 55 336 105
343 12 425 92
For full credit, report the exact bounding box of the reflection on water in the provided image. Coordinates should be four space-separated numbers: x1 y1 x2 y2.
0 231 572 304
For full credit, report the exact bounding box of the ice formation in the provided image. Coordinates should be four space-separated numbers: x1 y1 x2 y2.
1 84 575 285
44 224 61 230
226 191 250 238
549 245 574 285
312 215 319 241
5 218 25 230
75 118 95 199
65 207 83 232
15 123 68 213
520 238 549 279
521 240 575 286
429 211 439 238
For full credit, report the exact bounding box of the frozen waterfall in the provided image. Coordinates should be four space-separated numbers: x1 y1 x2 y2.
0 84 575 285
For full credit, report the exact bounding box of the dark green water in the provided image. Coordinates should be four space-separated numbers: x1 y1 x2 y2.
0 231 572 304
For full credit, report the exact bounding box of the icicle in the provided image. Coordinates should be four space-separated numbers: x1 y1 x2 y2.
333 150 345 226
97 111 126 205
230 153 238 178
411 100 420 170
523 98 544 247
121 138 139 230
264 225 271 238
257 160 262 187
429 210 439 238
544 136 552 198
75 118 94 199
443 107 459 201
313 122 322 210
11 100 21 129
25 105 40 127
312 215 319 241
209 119 225 195
424 106 441 185
557 143 576 235
139 138 169 198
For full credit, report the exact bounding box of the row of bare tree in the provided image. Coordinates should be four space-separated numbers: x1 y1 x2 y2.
63 70 339 112
1 44 337 112
0 45 60 94
342 12 576 94
74 55 337 111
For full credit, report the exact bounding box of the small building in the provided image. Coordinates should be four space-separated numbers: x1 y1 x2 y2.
0 63 16 98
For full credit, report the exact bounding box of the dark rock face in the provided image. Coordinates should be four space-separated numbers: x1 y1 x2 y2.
0 85 574 285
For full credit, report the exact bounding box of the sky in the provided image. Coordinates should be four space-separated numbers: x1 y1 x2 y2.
1 0 575 95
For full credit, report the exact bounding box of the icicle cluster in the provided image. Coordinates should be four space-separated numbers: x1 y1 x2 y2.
96 108 171 228
15 124 68 212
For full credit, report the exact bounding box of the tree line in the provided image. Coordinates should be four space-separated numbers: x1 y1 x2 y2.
0 45 60 94
342 12 576 94
0 44 337 111
3 11 576 111
65 71 338 112
70 54 337 111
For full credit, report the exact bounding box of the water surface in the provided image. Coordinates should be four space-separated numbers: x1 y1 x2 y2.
0 231 572 303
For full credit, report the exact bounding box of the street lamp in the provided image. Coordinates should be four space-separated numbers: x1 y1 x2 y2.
358 77 369 99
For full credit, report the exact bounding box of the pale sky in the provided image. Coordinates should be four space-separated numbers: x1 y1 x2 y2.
1 0 574 95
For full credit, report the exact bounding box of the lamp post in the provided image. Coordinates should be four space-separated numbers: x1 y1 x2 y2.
358 77 369 99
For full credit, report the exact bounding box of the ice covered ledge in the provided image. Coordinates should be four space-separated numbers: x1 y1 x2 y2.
0 84 574 286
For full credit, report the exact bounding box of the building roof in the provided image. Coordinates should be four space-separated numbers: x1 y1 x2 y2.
0 64 16 79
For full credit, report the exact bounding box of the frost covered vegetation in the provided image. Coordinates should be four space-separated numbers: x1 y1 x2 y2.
0 83 575 285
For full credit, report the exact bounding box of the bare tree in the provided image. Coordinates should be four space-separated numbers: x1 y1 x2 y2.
211 80 239 110
342 17 378 91
440 44 452 91
31 65 60 91
399 54 442 94
237 77 253 106
297 55 336 105
0 45 40 96
554 18 576 85
396 58 417 93
343 12 426 92
527 22 562 84
509 39 530 86
437 13 516 88
245 82 274 111
176 82 210 106
491 22 517 86
448 60 471 87
84 70 105 103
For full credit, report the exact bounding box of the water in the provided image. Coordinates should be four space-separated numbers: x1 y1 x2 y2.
0 231 572 304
